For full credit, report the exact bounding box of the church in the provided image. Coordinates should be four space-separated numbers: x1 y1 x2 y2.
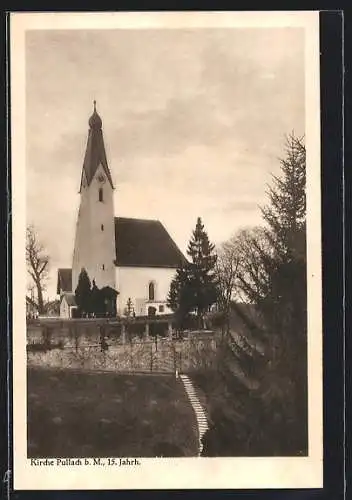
57 102 186 318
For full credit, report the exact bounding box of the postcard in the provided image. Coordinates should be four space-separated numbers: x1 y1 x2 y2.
11 11 322 490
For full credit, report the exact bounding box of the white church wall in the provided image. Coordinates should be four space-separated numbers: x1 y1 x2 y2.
60 297 70 319
72 172 90 291
72 164 116 292
116 266 177 316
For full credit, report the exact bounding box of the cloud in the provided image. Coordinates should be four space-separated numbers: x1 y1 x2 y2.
25 27 305 298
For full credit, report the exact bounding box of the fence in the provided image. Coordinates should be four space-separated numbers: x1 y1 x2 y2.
27 319 219 374
27 318 174 347
27 338 218 374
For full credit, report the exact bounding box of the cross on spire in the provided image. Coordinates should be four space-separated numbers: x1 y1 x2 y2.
93 100 97 112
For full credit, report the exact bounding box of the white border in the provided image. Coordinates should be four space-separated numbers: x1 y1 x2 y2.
11 11 322 490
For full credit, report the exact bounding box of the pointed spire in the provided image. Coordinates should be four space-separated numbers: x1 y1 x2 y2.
80 104 114 192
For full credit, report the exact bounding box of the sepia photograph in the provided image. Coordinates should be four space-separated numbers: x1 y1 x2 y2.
11 11 322 490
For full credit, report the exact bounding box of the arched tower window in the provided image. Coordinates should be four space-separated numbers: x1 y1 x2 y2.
99 188 103 202
148 282 155 301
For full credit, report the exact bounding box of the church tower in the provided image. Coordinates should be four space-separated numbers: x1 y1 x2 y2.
72 102 116 293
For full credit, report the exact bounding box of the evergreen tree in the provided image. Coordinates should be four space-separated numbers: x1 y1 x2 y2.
261 133 306 257
75 268 92 317
167 278 179 313
260 134 307 371
187 217 218 325
167 263 194 327
234 134 306 361
204 135 308 456
167 218 217 328
209 134 308 456
260 134 307 446
90 279 103 317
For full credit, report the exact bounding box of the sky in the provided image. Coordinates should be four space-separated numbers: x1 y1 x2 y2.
25 28 305 299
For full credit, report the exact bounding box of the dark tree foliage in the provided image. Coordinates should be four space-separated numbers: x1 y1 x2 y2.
232 135 307 368
167 278 179 313
90 279 104 317
74 268 92 317
261 134 306 254
167 218 218 328
259 135 307 449
167 263 193 328
187 217 218 324
203 134 308 456
259 134 307 384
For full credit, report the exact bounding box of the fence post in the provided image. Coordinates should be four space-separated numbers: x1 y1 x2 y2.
42 325 48 347
121 323 126 344
129 340 133 370
74 324 78 353
168 321 173 340
173 341 177 373
144 322 150 341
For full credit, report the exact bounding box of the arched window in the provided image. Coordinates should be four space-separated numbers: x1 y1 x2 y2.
99 188 103 202
148 282 155 301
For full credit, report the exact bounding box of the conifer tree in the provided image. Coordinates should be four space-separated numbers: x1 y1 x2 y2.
187 217 218 325
206 134 308 456
261 133 306 259
260 134 307 366
75 268 92 317
167 218 217 328
167 264 194 327
234 134 306 352
167 277 179 313
90 279 103 317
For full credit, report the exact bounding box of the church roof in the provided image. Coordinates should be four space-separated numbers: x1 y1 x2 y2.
62 293 76 307
79 101 114 192
57 268 72 294
57 219 185 294
114 217 186 268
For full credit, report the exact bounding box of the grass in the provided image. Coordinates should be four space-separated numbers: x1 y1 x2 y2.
27 367 198 458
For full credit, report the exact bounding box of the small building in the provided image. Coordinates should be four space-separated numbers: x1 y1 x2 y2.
59 293 78 319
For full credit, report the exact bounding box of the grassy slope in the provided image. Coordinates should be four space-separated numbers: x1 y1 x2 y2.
27 367 198 458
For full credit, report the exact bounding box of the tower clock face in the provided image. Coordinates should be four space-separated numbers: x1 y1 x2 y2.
97 173 106 184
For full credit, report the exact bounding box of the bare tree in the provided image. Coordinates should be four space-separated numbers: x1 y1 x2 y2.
215 227 271 339
26 225 50 315
215 238 240 334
